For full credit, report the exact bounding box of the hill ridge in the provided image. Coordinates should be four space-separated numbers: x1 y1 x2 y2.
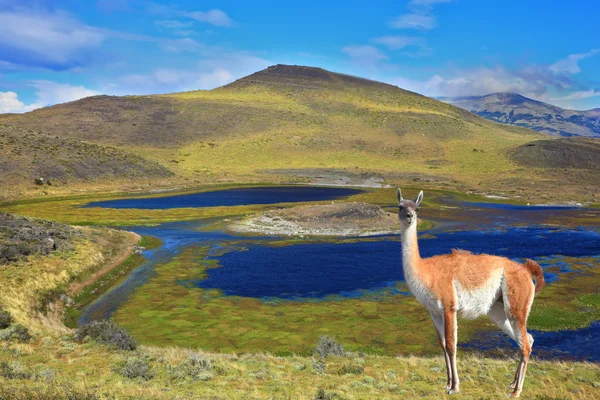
442 92 600 137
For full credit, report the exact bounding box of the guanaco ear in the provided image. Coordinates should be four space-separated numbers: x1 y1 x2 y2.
415 190 423 207
397 188 403 205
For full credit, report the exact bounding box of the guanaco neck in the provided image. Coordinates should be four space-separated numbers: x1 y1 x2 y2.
400 222 421 275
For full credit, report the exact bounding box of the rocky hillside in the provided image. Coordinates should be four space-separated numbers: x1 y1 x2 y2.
0 124 173 193
441 92 600 137
510 137 600 169
0 212 81 264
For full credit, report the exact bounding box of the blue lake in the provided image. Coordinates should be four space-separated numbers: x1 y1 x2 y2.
85 186 362 209
78 186 600 361
197 227 600 299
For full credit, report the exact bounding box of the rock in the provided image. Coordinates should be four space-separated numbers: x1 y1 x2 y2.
132 246 146 254
60 294 75 307
34 177 45 185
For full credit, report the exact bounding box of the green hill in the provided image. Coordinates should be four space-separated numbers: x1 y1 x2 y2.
0 124 174 199
2 64 598 202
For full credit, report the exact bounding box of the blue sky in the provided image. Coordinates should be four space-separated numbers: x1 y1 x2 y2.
1 0 598 113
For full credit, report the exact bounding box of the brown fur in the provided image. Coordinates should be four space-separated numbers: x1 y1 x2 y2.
397 188 544 397
525 259 545 293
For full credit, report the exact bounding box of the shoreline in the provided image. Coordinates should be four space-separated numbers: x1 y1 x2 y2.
62 234 162 328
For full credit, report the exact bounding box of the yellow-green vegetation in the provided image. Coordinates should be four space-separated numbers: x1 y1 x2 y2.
3 65 597 203
0 224 138 333
0 124 175 201
529 256 600 330
0 184 282 226
2 338 599 399
64 236 162 328
0 189 599 398
112 241 600 355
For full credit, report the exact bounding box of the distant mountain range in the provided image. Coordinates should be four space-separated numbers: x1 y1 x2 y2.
440 93 600 138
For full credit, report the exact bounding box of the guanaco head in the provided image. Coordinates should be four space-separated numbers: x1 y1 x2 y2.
397 188 423 226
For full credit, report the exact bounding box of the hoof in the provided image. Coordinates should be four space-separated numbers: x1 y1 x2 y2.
509 391 521 398
446 389 460 395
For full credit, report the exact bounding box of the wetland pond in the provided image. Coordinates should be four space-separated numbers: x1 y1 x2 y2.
79 186 600 360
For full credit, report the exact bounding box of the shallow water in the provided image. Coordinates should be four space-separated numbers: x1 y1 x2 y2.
462 321 600 362
79 186 600 360
84 186 362 209
196 227 600 299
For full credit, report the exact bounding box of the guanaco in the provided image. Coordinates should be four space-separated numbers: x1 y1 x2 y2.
397 189 544 397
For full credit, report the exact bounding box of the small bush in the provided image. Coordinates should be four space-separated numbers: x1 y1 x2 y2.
75 320 136 350
315 336 344 358
315 388 344 400
311 358 325 375
338 362 364 375
0 361 32 380
0 324 32 342
169 352 213 381
0 310 13 329
113 356 154 381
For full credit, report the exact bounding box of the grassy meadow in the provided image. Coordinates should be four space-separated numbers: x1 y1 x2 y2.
0 66 598 398
0 186 599 398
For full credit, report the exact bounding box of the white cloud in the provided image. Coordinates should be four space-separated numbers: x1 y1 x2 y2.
147 3 233 27
155 20 193 29
372 35 426 50
111 52 270 95
549 49 599 74
390 66 557 100
342 45 387 63
551 89 600 101
390 14 435 30
0 8 105 70
160 38 203 53
184 9 232 27
0 91 30 113
27 81 101 109
0 81 100 113
409 0 452 5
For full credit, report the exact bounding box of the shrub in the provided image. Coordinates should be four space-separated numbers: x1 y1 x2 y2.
113 356 154 381
338 362 364 375
169 352 213 381
0 361 32 380
0 309 13 329
315 336 344 358
0 324 32 342
75 320 136 350
315 388 344 400
311 358 325 375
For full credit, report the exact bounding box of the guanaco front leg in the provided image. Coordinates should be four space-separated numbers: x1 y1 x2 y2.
444 308 460 394
430 311 452 389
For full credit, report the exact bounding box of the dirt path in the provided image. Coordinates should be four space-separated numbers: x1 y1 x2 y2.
67 231 141 296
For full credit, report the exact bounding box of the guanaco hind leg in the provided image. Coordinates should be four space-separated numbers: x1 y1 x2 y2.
444 309 460 394
488 279 535 397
